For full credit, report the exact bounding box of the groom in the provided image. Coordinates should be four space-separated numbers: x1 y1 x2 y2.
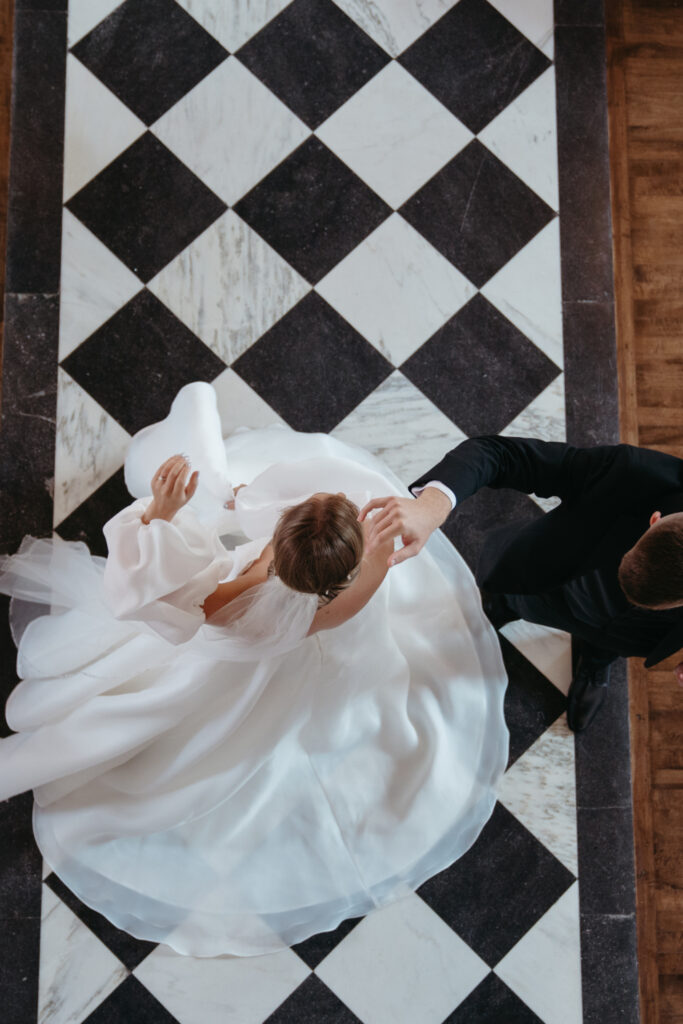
359 435 683 732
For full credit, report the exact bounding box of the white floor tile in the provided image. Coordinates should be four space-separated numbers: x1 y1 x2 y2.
148 211 310 366
134 943 310 1024
152 57 309 206
53 369 131 528
317 62 472 208
487 0 554 59
332 370 465 486
63 55 146 203
176 0 293 51
498 717 578 875
480 218 563 368
500 620 572 696
38 885 127 1024
316 213 475 367
501 375 566 445
333 0 459 57
67 0 126 48
316 893 489 1024
59 210 143 361
495 883 583 1024
479 67 559 210
212 368 285 437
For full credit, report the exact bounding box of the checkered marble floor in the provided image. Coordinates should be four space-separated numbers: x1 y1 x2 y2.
3 0 625 1021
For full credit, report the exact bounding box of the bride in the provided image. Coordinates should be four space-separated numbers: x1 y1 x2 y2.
0 382 508 957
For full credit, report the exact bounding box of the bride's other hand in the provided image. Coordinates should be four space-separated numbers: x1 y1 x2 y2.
142 455 199 524
358 488 452 567
224 484 246 511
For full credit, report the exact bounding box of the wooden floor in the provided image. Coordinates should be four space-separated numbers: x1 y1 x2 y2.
607 1 683 1021
0 2 681 1021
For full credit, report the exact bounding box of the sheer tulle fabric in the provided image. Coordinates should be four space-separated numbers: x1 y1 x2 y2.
0 385 509 956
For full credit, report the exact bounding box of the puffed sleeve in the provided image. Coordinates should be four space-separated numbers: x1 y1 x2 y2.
102 499 234 643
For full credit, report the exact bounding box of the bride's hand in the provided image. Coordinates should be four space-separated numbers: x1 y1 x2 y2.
142 455 199 524
358 488 452 567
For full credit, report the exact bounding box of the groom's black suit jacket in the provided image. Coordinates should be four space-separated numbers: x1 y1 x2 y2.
411 436 683 667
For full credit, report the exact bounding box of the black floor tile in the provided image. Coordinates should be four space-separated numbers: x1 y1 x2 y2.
401 295 560 436
293 917 363 970
399 0 550 133
234 136 391 285
55 469 132 557
83 975 180 1024
400 142 555 289
71 0 228 125
418 803 575 966
237 0 389 130
67 133 226 282
265 974 361 1024
62 290 226 436
501 636 568 767
232 292 392 432
443 972 544 1023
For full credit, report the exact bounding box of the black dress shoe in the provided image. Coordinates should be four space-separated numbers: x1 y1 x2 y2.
566 657 611 732
481 590 517 630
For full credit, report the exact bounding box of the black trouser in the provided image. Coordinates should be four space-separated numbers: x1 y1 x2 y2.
503 591 619 669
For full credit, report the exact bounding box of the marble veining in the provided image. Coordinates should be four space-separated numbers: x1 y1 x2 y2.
498 716 578 874
176 0 294 52
332 370 465 486
501 374 566 444
316 893 489 1024
53 368 131 528
38 885 127 1024
333 0 459 58
148 211 311 366
316 213 476 367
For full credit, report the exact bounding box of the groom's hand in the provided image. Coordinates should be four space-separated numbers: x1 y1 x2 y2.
358 488 452 567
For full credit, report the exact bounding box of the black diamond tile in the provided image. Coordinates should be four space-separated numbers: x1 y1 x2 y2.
293 916 363 970
443 972 544 1023
67 133 226 282
62 290 226 436
234 136 391 285
236 0 389 130
501 636 567 767
56 468 133 557
233 292 392 432
418 803 575 965
441 486 543 578
400 141 555 288
265 974 361 1023
399 0 550 134
401 295 560 436
71 0 228 125
45 873 157 971
83 975 179 1024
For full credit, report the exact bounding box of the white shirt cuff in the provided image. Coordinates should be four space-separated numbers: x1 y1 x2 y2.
410 481 456 510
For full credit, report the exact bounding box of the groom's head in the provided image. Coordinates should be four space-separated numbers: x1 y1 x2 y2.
618 510 683 609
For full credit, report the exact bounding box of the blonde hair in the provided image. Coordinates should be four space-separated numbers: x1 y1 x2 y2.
271 494 363 603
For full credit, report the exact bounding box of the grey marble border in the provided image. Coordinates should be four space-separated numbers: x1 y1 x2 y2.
555 1 640 1021
0 5 67 1023
0 1 640 1022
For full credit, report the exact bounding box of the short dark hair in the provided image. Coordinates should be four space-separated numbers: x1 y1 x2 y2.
618 514 683 608
272 494 363 603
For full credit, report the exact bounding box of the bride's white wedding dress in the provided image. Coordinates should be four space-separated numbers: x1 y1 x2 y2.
0 382 508 957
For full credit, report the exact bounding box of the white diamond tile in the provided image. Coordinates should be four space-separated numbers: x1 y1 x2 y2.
317 61 472 208
54 368 131 528
316 213 475 366
38 885 127 1024
148 211 310 365
212 368 285 436
498 717 578 874
333 0 459 58
152 57 310 206
480 218 563 368
176 0 294 51
59 209 143 361
67 0 126 47
500 620 572 695
496 883 583 1024
332 371 465 486
487 0 554 58
63 55 146 203
134 942 309 1024
501 375 566 444
479 67 559 210
315 893 489 1024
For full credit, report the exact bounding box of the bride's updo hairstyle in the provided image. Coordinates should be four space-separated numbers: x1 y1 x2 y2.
271 494 363 604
